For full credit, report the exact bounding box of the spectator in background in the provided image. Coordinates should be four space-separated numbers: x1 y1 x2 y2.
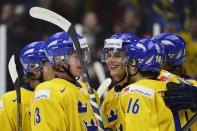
76 11 104 61
164 19 182 33
122 8 140 35
180 15 197 79
1 2 27 91
113 20 123 33
75 11 105 89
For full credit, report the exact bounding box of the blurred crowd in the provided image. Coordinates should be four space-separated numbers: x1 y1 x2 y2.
0 0 197 91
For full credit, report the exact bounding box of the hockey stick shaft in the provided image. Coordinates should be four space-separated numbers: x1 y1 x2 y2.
8 55 22 131
16 78 22 131
181 113 197 131
68 24 104 131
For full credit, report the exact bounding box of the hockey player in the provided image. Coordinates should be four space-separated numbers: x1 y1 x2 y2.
31 32 99 131
151 33 197 130
0 41 47 131
118 38 176 130
101 32 138 130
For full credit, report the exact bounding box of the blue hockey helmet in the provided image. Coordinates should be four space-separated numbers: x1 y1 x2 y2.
45 32 90 66
20 41 47 75
125 38 165 73
101 32 139 62
151 33 186 66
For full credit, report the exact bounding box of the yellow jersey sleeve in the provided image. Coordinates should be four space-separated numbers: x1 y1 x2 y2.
119 79 175 131
0 91 17 131
0 85 34 131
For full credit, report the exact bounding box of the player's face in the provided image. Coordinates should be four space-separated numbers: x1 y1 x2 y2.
106 51 126 79
68 52 82 77
42 61 55 81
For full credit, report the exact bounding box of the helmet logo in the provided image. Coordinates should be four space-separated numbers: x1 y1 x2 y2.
168 54 174 58
138 59 143 63
155 55 162 63
104 39 123 49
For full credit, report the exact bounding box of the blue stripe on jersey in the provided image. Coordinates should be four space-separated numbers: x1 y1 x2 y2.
184 111 191 131
173 111 182 131
75 81 82 88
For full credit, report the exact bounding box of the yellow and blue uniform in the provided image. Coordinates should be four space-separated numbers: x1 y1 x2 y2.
31 78 99 131
158 70 197 131
0 85 34 131
101 77 128 130
118 79 175 131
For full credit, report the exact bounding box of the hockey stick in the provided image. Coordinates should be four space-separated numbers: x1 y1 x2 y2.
29 7 104 130
94 62 111 98
93 62 106 83
8 55 22 131
97 78 111 99
181 113 197 131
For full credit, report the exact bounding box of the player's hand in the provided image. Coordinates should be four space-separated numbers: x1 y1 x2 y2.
163 82 197 111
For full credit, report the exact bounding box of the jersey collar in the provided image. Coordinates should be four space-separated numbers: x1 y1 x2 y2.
22 84 34 91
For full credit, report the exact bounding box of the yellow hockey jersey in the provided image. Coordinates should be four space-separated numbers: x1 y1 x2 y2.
31 78 99 131
0 85 34 131
118 79 175 131
101 77 128 130
158 70 197 131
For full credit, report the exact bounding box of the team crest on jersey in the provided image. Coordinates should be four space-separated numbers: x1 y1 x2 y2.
83 119 98 131
34 89 51 101
107 109 118 123
78 100 87 113
0 101 3 110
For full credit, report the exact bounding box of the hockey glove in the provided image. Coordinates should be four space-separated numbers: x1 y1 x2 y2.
163 82 197 111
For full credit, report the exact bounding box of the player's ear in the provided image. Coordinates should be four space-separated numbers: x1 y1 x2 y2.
128 58 137 67
32 70 41 78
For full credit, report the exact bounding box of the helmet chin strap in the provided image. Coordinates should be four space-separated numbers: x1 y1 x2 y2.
126 64 139 82
53 62 76 83
61 64 76 81
25 71 44 83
